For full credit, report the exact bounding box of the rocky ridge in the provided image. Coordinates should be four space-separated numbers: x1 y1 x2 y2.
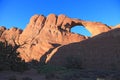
0 14 120 70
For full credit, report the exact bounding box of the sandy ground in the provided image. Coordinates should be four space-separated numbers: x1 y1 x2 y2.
0 69 46 80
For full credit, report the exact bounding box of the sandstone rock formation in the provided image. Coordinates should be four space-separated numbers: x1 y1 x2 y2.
0 27 22 45
18 14 88 61
0 26 6 37
0 14 120 70
48 28 120 70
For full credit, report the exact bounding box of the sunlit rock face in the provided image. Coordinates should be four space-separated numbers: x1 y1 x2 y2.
0 14 113 61
1 14 120 70
18 14 87 61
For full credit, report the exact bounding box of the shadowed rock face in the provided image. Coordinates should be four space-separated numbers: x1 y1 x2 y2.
48 28 120 70
0 14 119 65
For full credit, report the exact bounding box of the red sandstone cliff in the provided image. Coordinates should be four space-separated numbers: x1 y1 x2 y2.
0 14 120 70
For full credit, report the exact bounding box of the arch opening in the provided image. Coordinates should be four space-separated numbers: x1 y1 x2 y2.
71 26 91 36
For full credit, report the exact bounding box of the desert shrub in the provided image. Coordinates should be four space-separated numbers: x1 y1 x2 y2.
37 64 66 74
45 69 84 80
28 59 42 69
0 42 28 72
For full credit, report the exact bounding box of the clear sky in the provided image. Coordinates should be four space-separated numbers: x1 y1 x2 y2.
0 0 120 36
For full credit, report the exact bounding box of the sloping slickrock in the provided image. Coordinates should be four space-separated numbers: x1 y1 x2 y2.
48 28 120 70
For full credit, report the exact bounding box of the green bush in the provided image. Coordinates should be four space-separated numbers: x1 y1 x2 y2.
0 42 28 72
37 64 66 74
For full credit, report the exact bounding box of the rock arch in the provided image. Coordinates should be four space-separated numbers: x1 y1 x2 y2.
0 14 112 61
70 19 111 36
71 25 91 36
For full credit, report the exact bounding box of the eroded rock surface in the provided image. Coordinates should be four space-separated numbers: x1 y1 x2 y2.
18 14 88 61
0 14 116 63
48 28 120 70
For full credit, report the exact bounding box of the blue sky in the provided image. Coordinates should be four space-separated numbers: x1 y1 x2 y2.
0 0 120 36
